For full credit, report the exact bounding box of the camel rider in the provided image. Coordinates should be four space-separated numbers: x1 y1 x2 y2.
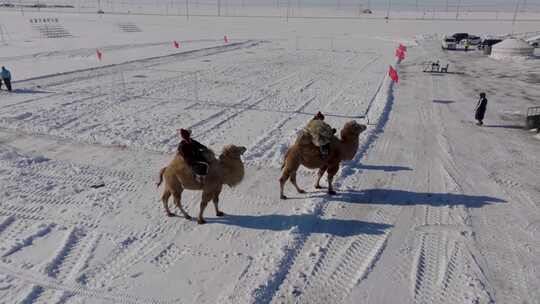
313 111 325 120
304 112 336 158
177 129 211 182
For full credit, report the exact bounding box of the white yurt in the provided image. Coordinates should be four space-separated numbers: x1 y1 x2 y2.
491 38 534 60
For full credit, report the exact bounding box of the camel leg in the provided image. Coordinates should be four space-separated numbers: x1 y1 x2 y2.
279 157 301 200
327 165 339 195
290 171 305 194
213 193 225 217
198 191 213 224
172 190 191 220
279 170 291 200
161 189 174 217
315 166 327 189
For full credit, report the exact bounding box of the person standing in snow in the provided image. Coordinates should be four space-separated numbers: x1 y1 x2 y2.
177 128 212 183
475 92 488 126
1 66 12 92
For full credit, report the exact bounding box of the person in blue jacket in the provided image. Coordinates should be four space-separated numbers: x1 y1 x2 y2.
1 66 12 91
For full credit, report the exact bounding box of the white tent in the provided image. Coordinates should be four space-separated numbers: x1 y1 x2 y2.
491 38 534 60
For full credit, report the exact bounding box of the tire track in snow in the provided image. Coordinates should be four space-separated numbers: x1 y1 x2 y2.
243 95 316 164
1 223 55 258
290 209 397 304
0 205 46 222
40 228 101 304
0 261 178 304
16 40 261 89
242 61 396 304
158 71 301 150
244 55 382 167
193 77 314 141
404 67 492 304
44 228 99 283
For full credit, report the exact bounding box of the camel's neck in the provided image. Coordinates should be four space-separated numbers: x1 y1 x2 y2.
221 158 245 187
339 135 360 161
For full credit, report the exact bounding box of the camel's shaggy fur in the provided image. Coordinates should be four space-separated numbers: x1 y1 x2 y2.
157 145 246 224
304 119 334 147
279 120 367 199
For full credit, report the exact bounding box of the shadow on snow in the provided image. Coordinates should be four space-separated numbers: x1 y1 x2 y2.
356 164 413 172
331 189 506 208
208 214 391 237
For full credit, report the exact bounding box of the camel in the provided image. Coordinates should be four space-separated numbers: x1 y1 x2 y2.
279 121 367 199
157 145 246 224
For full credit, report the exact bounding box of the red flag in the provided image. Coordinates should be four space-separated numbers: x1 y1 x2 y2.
395 48 405 60
224 35 229 43
96 49 102 61
173 40 180 48
389 66 399 83
399 43 407 52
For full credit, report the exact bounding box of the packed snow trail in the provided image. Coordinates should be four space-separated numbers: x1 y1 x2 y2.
343 40 540 304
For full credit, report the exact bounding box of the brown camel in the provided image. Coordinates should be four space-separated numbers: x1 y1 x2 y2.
157 145 246 224
279 121 367 199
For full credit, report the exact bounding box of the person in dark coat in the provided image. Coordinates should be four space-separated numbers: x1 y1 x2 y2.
0 66 12 91
475 92 488 126
313 111 325 120
177 129 211 181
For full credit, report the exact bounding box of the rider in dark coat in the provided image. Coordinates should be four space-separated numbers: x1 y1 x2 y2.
177 129 211 178
475 92 488 126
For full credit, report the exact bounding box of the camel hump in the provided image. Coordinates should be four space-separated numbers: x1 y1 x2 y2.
305 119 334 147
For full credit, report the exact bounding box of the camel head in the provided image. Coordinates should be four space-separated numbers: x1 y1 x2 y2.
219 145 246 187
341 121 367 140
219 145 247 161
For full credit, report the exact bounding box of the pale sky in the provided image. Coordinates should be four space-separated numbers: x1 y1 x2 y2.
34 0 540 12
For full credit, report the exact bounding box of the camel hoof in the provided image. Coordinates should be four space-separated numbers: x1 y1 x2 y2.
197 218 206 224
216 211 225 217
297 189 306 194
184 214 192 220
328 190 337 195
315 185 322 189
166 212 175 217
280 194 287 200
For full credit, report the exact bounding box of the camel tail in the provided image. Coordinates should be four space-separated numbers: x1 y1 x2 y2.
156 167 166 188
281 149 291 170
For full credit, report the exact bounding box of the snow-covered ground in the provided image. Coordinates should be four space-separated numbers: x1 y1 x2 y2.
0 10 540 304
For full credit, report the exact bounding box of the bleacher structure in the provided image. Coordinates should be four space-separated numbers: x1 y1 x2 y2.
117 22 142 33
30 17 73 38
0 23 10 45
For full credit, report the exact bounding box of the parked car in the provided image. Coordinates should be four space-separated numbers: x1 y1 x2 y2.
478 38 503 49
466 35 482 45
442 36 457 50
452 33 469 42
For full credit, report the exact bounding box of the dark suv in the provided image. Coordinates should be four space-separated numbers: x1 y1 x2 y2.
479 38 503 49
452 33 469 42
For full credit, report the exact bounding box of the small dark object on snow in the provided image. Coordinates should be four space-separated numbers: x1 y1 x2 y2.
91 183 106 189
526 106 540 132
